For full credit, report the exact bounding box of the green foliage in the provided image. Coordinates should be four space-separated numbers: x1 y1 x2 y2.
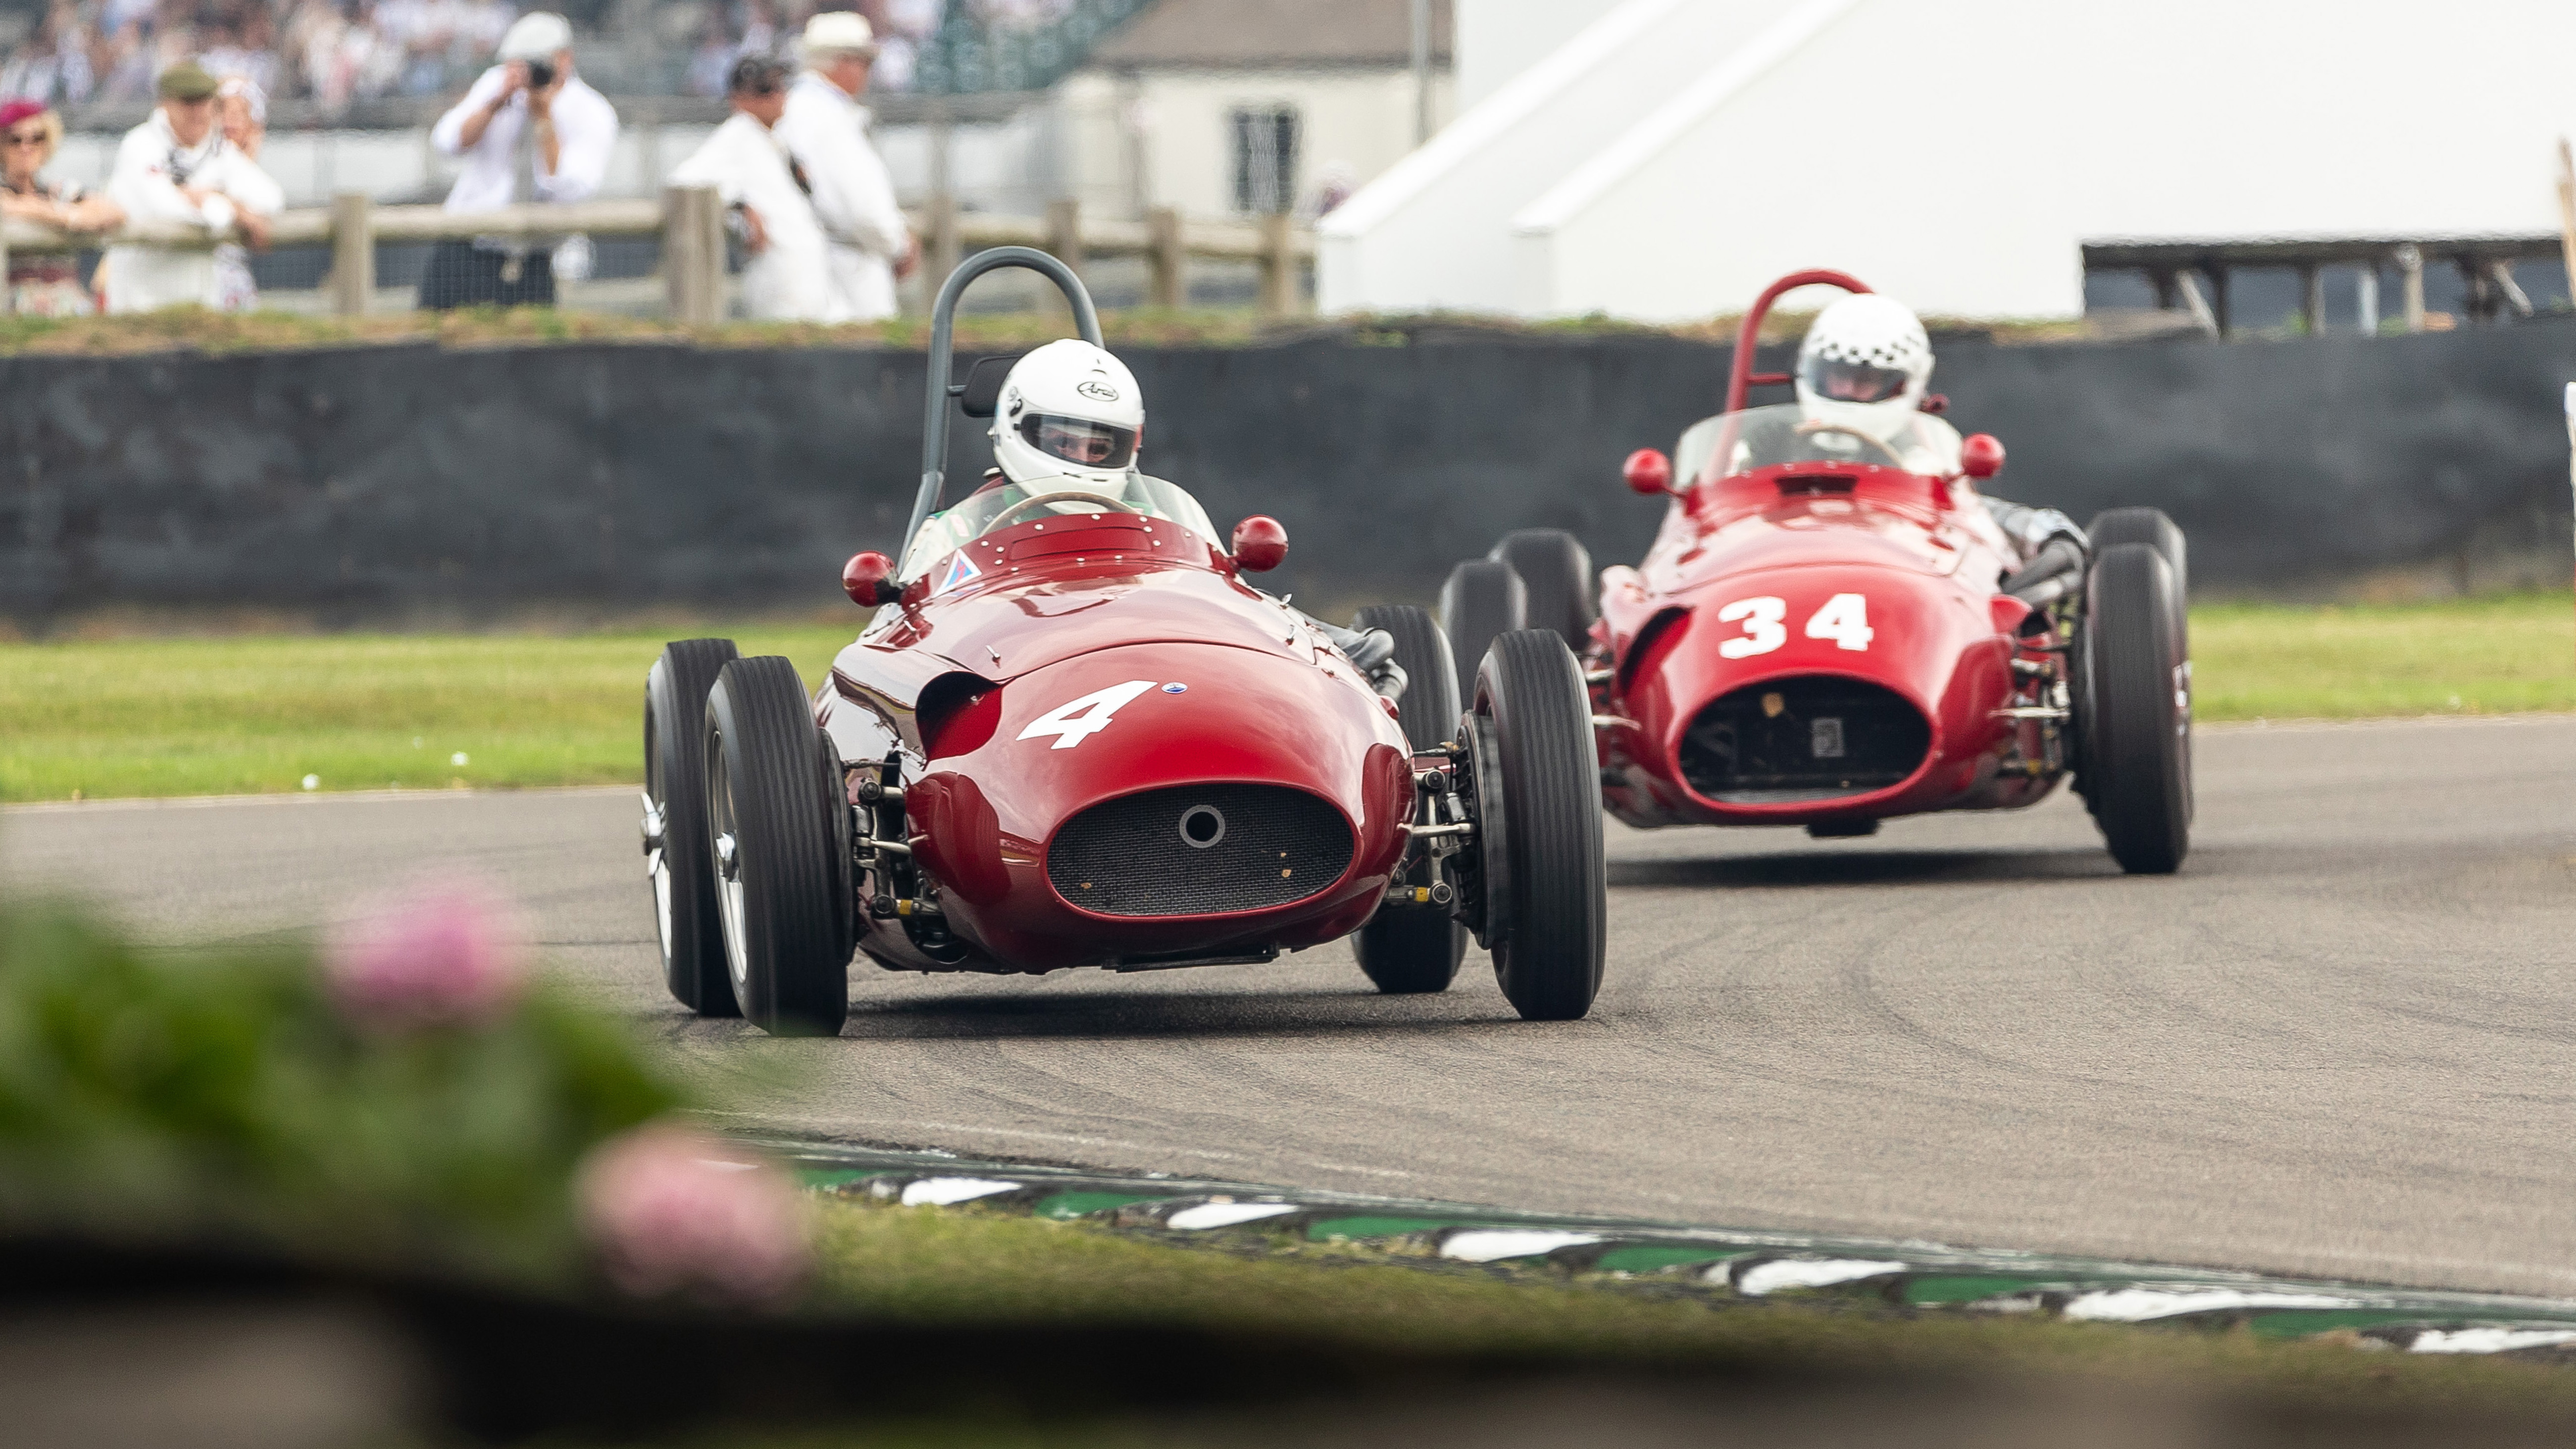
0 898 685 1281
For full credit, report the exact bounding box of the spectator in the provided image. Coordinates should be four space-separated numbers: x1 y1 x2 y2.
102 61 282 312
0 98 122 315
780 10 912 321
422 10 617 308
0 4 97 106
669 52 828 319
682 2 730 95
211 74 265 309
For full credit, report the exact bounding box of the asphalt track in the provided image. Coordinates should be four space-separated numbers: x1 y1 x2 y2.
7 714 2574 1298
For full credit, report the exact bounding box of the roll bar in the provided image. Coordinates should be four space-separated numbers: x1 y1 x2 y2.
904 246 1106 556
1722 268 1871 414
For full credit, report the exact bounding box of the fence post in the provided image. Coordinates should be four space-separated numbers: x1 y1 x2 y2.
0 220 12 316
1257 212 1296 318
927 190 959 293
1146 206 1184 310
2396 243 2426 333
665 185 725 326
328 192 374 317
1044 197 1081 323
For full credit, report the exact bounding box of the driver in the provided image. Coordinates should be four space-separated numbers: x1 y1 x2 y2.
924 339 1408 697
1795 293 2082 568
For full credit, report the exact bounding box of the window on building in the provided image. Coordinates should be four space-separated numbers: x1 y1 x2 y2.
1230 105 1300 216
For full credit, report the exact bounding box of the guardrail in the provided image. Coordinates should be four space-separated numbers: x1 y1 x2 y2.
0 187 1319 323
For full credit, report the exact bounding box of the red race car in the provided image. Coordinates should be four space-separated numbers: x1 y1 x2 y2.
640 251 1607 1036
1441 270 2192 874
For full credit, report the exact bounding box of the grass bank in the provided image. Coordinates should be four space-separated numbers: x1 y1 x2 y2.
2 594 2568 803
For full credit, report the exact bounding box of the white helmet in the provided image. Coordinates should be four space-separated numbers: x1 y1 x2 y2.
1794 293 1932 445
990 338 1144 500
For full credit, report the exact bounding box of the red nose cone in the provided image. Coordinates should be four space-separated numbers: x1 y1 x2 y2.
842 550 897 607
1960 433 2006 481
1231 515 1288 573
1623 447 1674 495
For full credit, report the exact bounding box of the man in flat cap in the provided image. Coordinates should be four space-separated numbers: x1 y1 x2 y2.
668 52 831 319
424 11 620 308
102 60 283 313
778 10 916 321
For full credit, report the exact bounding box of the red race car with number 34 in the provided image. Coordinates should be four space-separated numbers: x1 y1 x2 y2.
638 251 1609 1037
1440 270 2194 875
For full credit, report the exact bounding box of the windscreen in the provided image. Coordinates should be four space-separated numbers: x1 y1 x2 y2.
1673 404 1953 483
899 474 1221 580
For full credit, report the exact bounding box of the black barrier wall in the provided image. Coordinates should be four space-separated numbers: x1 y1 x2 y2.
4 324 2571 622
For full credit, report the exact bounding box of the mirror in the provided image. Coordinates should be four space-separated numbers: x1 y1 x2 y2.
1230 516 1288 573
842 551 899 606
1623 447 1675 496
1959 433 2005 480
958 355 1022 419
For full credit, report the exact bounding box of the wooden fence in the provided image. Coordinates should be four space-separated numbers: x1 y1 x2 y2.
0 186 1319 323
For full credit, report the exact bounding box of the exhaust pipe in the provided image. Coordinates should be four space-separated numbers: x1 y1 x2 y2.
2001 538 2087 609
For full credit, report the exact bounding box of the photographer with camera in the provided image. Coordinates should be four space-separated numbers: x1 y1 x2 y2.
422 11 619 310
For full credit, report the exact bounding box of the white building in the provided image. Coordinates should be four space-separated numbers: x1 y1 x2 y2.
1324 0 2576 322
1050 0 1452 224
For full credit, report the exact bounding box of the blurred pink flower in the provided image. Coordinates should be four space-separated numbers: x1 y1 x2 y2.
322 874 527 1030
577 1124 810 1306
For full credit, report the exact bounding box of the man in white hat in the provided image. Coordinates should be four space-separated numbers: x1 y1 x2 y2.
667 54 831 320
423 10 620 308
778 9 916 322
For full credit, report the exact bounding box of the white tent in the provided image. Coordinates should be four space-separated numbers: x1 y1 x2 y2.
1322 0 2576 321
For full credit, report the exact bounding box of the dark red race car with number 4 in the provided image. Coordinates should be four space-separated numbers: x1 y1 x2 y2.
1440 269 2192 874
639 250 1608 1036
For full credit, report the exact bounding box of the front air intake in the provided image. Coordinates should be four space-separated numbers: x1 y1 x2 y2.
1678 675 1931 804
1048 783 1354 918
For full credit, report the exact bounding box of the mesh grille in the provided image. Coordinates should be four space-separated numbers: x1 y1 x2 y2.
1679 675 1931 804
1048 784 1353 918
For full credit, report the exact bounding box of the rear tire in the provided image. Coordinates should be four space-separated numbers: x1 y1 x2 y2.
2088 507 2188 654
706 656 852 1036
1439 559 1525 709
645 638 739 1016
1473 630 1607 1021
1350 604 1466 994
1490 530 1597 654
2080 543 2191 874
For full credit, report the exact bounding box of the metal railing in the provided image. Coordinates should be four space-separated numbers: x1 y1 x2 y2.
0 187 1319 322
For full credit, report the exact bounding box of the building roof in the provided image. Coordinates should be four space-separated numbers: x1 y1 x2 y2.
1089 0 1451 70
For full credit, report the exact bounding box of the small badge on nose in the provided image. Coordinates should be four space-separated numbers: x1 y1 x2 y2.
1161 682 1187 694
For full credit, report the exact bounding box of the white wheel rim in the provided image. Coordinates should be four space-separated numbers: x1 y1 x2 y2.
711 734 750 998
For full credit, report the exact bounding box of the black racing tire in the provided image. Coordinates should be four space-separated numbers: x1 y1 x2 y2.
1349 604 1466 994
2088 507 2188 653
1439 558 1526 709
645 638 739 1016
706 656 851 1036
2080 543 2192 875
1490 529 1597 654
1474 629 1607 1021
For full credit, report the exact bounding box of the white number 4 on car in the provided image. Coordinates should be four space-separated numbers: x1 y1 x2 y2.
1804 593 1873 651
1016 680 1158 749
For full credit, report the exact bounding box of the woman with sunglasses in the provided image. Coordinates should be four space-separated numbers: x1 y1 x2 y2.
0 97 123 315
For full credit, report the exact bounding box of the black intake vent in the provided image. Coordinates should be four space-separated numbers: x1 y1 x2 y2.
1048 783 1354 918
1678 676 1931 804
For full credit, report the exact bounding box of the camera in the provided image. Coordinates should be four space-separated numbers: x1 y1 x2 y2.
523 58 555 89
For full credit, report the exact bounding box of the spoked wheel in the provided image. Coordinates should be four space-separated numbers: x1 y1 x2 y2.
1349 603 1466 994
2079 542 2192 874
705 656 853 1036
644 637 740 1016
1459 629 1606 1021
1490 530 1597 655
1439 558 1526 708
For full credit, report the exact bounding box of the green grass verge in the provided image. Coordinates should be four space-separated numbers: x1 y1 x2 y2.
2 595 2569 803
796 1196 2576 1423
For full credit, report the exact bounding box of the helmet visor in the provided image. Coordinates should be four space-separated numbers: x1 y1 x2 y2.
1017 413 1138 471
1801 355 1913 405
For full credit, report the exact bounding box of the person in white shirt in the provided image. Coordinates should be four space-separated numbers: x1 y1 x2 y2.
421 10 618 308
668 53 831 321
102 61 283 314
779 10 915 322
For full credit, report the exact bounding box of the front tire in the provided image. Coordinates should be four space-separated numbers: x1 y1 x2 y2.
1439 558 1525 709
645 638 739 1016
1472 630 1607 1021
706 656 852 1036
2080 543 2191 874
2088 507 2187 656
1350 604 1466 994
